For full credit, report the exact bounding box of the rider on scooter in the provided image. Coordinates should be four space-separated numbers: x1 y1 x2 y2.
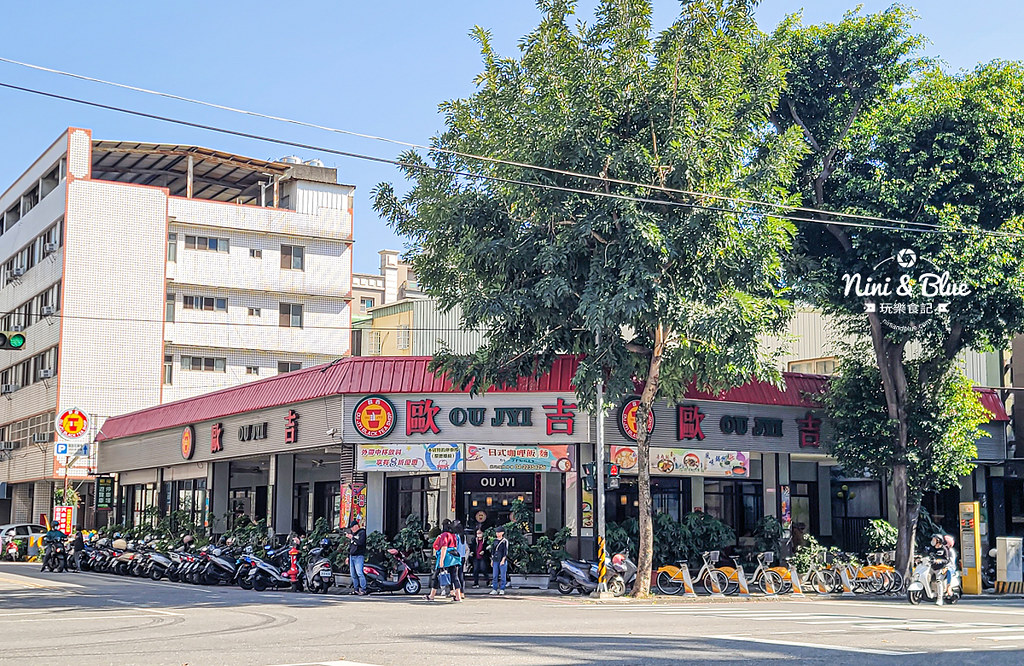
927 534 952 604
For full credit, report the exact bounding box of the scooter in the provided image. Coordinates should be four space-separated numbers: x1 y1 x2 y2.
907 555 962 605
5 540 19 561
199 545 240 586
247 545 299 591
40 539 68 572
553 551 634 597
363 548 421 595
301 539 336 594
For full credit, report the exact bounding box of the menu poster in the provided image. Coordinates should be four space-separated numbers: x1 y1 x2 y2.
464 444 574 473
610 445 749 478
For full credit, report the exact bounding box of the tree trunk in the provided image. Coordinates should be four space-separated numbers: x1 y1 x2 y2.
892 464 919 575
630 326 665 597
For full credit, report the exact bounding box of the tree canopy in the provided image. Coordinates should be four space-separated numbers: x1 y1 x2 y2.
374 0 803 594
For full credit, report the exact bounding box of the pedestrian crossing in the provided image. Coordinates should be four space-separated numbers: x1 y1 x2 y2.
557 603 1024 647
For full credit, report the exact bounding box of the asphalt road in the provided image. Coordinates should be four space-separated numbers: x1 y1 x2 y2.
3 562 1024 665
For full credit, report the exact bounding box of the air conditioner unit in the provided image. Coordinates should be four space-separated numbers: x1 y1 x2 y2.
0 441 16 450
43 242 57 254
11 267 25 278
11 325 24 332
39 368 54 379
31 433 50 443
40 305 55 317
1 384 19 394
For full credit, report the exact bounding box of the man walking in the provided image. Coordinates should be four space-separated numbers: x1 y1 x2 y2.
489 525 509 596
348 519 367 595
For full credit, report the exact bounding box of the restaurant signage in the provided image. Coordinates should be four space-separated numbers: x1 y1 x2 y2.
353 396 397 439
464 444 573 472
357 443 462 472
610 445 749 478
618 398 655 442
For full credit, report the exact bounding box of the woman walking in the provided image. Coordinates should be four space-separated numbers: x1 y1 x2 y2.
453 521 467 593
425 520 464 602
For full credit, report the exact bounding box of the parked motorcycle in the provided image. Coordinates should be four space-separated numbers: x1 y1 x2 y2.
5 539 19 562
363 548 421 595
553 551 635 597
907 555 962 605
198 544 240 586
247 543 299 591
300 538 336 594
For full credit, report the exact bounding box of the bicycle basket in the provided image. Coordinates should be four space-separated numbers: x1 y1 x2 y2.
709 550 720 562
763 552 774 564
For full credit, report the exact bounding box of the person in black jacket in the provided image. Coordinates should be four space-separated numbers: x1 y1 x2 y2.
71 530 85 572
348 520 368 595
469 529 489 588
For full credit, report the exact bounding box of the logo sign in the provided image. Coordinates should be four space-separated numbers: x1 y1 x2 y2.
181 425 195 460
842 248 972 333
55 408 90 440
353 396 396 439
618 398 655 442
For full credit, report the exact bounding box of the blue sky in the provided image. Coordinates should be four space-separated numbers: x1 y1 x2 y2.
0 1 1021 274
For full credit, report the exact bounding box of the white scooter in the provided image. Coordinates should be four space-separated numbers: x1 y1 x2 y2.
907 555 961 605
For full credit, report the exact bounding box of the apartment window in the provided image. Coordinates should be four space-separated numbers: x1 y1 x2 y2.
249 248 262 259
247 307 261 317
360 297 374 312
184 235 229 252
788 358 837 376
183 296 227 312
369 331 383 356
166 293 175 322
168 233 177 262
281 245 304 270
278 361 301 374
279 303 303 328
245 366 260 375
181 356 226 372
397 325 411 350
164 355 173 385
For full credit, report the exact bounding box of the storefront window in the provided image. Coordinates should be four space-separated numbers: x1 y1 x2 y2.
608 478 691 523
704 480 763 540
385 475 440 536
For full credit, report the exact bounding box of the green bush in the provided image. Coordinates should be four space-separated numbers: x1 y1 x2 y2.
753 516 784 557
605 511 734 568
863 519 898 553
391 514 428 571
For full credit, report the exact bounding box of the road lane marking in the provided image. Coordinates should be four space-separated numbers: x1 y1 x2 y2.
711 635 922 656
903 626 1024 634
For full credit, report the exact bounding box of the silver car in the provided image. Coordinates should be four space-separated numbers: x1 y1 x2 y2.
0 523 47 550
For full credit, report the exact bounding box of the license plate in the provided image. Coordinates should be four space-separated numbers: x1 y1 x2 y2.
320 572 333 579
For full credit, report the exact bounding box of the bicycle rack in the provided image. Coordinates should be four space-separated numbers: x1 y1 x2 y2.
760 553 778 596
788 563 806 597
706 552 725 597
678 562 698 598
732 557 751 597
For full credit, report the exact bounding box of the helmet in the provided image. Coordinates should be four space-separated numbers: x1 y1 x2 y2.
225 537 235 547
320 537 331 547
944 534 955 548
182 535 194 545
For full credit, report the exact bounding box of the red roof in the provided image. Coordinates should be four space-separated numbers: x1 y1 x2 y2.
977 388 1010 422
683 372 827 408
97 355 1008 442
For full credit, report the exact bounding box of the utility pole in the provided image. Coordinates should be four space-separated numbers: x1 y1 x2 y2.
595 330 608 594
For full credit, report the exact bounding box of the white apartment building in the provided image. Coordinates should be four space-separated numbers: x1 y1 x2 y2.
0 128 353 526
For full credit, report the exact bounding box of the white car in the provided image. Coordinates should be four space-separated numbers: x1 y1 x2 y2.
0 523 47 549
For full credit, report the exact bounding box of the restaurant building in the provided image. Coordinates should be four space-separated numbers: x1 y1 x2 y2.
96 356 1007 553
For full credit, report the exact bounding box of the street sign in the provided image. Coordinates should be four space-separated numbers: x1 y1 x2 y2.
55 408 90 440
95 476 114 511
55 441 68 456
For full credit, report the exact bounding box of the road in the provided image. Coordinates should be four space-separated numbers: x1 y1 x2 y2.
3 562 1024 665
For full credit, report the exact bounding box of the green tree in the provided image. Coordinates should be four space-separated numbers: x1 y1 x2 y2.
826 347 989 533
374 0 802 595
777 6 1024 570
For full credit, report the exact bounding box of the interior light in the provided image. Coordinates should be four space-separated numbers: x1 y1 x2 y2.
620 495 627 505
472 500 478 507
517 495 524 502
502 499 508 506
486 496 492 506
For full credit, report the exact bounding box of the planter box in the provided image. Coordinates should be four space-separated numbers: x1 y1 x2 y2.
508 573 550 589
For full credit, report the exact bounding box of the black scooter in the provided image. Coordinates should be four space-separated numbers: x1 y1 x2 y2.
553 551 636 596
41 539 68 572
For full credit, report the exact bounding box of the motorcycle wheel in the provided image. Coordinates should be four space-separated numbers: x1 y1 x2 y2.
557 581 574 595
907 589 923 605
239 576 253 590
608 577 627 597
404 577 421 595
167 569 179 583
253 575 268 592
949 590 961 604
306 578 322 594
150 568 163 581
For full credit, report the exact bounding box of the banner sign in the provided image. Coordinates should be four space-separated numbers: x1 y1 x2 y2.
610 445 750 478
356 443 461 472
95 476 114 511
464 444 574 472
53 505 74 534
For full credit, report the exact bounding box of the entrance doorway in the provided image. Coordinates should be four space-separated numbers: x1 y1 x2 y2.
458 472 535 532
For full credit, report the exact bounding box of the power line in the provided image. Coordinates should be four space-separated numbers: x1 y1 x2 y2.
0 79 1017 240
0 55 979 235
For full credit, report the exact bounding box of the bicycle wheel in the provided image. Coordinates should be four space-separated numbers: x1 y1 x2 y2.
702 570 729 595
889 571 905 594
657 570 683 595
758 570 785 595
810 570 836 595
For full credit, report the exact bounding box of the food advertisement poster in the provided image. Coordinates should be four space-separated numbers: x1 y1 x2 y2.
780 485 792 529
610 445 749 478
357 443 462 471
464 444 574 473
582 489 594 528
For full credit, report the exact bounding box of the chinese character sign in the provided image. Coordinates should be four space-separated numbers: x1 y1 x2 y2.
796 412 822 448
406 399 441 436
211 423 224 453
542 398 577 435
284 410 299 444
357 443 462 471
677 405 706 441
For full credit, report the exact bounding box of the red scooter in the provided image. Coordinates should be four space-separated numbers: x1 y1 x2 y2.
362 549 421 595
